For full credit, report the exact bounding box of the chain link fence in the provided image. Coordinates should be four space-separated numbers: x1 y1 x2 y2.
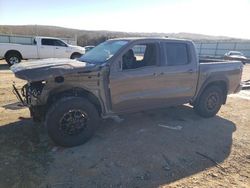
195 41 250 58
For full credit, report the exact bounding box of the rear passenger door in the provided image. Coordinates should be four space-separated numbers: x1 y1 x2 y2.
158 41 199 103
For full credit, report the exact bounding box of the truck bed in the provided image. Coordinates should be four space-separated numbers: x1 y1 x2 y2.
199 58 232 63
198 59 243 95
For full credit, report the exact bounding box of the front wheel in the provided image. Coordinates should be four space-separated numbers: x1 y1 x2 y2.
45 97 99 147
194 86 224 118
70 53 82 59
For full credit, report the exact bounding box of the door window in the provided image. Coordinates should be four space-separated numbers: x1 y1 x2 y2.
54 40 67 47
41 39 67 47
164 43 189 66
122 43 158 70
41 39 54 46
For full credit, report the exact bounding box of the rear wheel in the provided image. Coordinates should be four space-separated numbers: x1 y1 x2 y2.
194 86 224 118
45 97 99 147
6 53 21 66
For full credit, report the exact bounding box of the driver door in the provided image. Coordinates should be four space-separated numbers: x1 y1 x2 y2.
109 42 165 113
54 39 71 58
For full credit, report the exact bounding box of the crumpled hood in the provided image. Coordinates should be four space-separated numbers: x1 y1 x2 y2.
11 58 97 82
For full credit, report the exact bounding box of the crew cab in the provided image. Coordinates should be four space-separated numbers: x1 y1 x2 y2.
11 37 243 147
0 36 85 66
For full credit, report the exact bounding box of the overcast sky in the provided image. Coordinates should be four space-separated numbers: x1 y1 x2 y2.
0 0 250 39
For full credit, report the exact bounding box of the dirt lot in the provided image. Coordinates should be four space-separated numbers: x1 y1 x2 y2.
0 60 250 188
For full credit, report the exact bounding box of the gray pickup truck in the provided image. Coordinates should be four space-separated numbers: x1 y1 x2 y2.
11 38 243 147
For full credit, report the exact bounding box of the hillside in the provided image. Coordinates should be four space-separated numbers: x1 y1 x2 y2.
0 25 249 46
0 25 135 39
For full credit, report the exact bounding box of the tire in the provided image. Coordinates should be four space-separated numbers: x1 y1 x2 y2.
6 53 21 66
45 97 99 147
70 53 82 59
194 86 224 118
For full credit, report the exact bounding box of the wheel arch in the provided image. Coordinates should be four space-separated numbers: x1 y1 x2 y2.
47 87 103 116
70 52 82 59
4 50 23 59
193 76 229 105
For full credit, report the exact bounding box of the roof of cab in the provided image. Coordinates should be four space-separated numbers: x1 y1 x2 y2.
108 37 193 43
35 36 62 40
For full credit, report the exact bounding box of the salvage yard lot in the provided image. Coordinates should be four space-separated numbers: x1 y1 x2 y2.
0 60 249 187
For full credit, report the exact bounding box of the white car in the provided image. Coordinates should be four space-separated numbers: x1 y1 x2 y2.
0 36 85 66
224 51 248 64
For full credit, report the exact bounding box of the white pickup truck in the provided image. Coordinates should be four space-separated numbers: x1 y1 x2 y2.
0 36 85 66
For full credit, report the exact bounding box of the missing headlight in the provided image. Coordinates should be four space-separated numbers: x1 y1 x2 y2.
55 76 64 83
29 81 46 98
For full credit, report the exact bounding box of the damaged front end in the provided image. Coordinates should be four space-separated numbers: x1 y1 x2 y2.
11 59 100 122
12 81 46 107
13 81 47 122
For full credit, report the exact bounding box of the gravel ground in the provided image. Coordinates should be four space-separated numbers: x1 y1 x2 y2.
0 60 249 188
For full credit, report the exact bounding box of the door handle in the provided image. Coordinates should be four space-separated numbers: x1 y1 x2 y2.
188 69 194 73
153 72 164 77
55 47 59 49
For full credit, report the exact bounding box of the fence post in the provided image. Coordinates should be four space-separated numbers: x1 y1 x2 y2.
215 42 218 57
199 43 202 56
233 42 237 50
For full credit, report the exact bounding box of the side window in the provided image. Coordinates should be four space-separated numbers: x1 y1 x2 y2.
41 39 54 46
132 45 146 61
164 43 189 66
54 40 67 47
122 43 158 70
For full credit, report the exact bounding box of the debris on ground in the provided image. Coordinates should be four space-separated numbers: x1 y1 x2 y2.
162 154 171 171
111 115 124 123
51 146 65 153
136 171 151 181
209 173 218 178
158 124 183 130
195 152 226 172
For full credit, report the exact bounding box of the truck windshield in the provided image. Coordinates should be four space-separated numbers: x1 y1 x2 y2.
79 40 128 64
